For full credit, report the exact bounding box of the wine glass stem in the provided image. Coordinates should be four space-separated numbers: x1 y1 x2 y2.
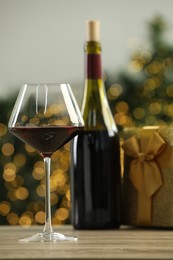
43 157 53 235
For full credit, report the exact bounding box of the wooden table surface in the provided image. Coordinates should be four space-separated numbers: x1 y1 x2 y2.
1 225 173 260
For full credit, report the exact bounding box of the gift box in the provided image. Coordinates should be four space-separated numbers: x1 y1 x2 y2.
122 126 173 227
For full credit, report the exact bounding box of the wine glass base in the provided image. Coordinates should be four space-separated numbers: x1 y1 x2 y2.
18 232 78 242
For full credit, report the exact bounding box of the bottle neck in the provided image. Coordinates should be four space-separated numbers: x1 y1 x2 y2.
82 41 116 133
84 41 102 80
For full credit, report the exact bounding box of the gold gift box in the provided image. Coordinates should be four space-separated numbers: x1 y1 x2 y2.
122 126 173 227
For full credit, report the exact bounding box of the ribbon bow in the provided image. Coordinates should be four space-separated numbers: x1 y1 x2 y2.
123 131 166 225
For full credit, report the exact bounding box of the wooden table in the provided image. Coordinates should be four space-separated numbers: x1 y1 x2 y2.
1 225 173 259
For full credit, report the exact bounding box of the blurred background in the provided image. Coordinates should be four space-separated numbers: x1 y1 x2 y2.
0 0 173 226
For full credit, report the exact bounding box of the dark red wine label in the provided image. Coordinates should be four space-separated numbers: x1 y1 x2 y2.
86 54 102 79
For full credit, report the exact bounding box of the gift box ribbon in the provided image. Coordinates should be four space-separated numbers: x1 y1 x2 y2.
123 131 166 225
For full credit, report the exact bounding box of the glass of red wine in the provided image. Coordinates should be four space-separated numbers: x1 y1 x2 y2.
8 83 84 242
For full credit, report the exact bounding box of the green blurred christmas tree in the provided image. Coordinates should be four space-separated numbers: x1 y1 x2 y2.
106 15 173 131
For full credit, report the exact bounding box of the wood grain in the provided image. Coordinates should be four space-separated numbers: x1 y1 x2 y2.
0 225 173 259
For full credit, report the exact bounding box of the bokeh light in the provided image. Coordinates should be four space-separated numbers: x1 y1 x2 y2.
2 143 14 156
35 211 45 224
0 201 11 216
107 84 123 100
6 212 19 225
0 123 7 137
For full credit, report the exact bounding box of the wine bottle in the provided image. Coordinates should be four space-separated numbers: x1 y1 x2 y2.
70 20 121 229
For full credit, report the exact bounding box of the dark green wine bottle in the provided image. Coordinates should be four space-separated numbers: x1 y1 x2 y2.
71 20 121 229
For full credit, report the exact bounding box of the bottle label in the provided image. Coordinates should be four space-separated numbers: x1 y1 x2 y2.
86 54 102 79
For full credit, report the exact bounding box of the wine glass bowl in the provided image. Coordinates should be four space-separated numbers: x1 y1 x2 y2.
8 83 84 242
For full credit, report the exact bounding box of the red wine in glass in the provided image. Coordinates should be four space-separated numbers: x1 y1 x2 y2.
8 83 84 242
9 125 82 158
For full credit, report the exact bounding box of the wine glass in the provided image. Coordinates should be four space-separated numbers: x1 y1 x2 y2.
8 83 84 242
